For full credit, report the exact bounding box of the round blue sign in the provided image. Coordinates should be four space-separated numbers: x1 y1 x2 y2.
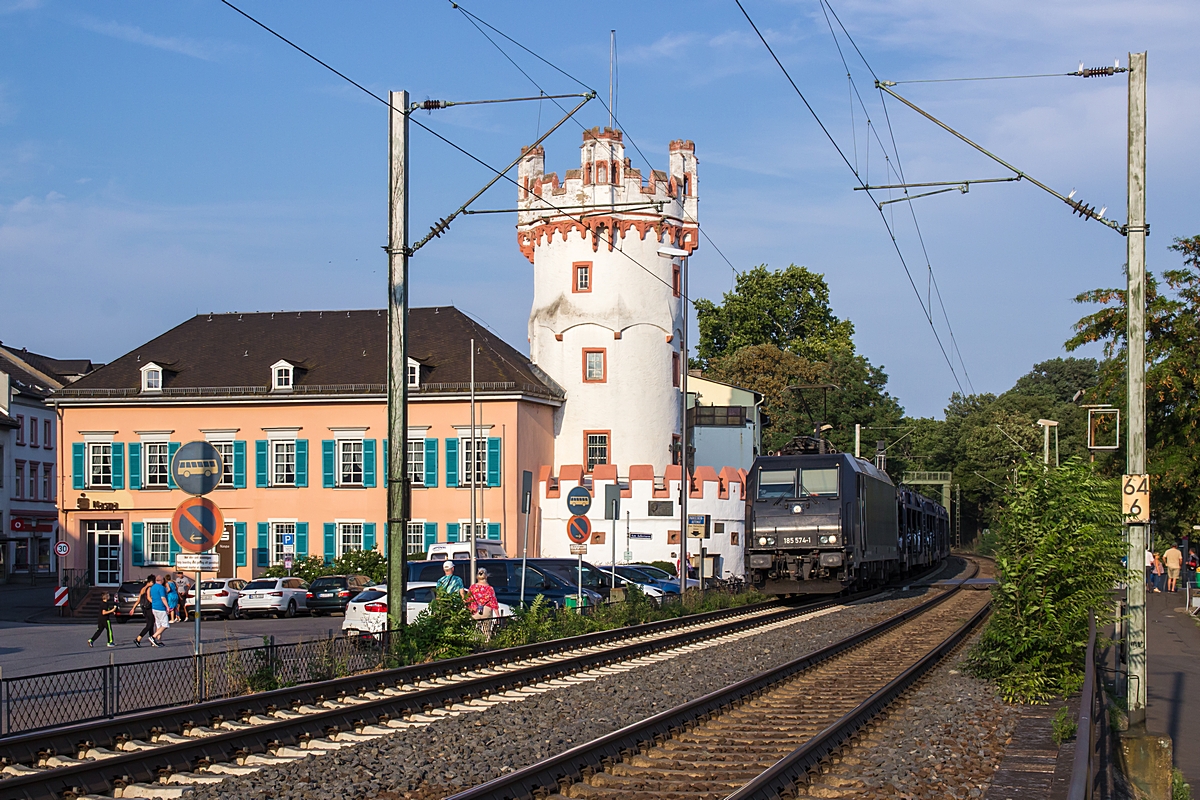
170 441 224 496
566 486 592 515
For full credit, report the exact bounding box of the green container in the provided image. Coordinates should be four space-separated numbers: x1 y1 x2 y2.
564 595 587 610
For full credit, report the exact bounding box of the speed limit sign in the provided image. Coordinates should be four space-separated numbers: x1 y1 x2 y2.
54 541 70 557
1122 474 1150 523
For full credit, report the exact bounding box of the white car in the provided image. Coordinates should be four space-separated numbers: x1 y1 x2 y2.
237 577 309 618
199 578 247 619
342 582 513 636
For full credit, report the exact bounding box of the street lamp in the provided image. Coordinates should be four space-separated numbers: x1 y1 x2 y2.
658 244 690 596
1036 419 1059 466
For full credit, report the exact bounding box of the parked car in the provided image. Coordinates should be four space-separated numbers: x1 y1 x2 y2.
199 578 247 619
629 563 700 590
426 541 507 561
237 577 309 618
114 580 145 622
531 558 662 601
306 574 372 616
342 582 514 636
407 559 603 609
612 565 680 595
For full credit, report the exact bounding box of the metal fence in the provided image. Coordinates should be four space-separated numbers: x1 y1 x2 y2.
0 632 391 737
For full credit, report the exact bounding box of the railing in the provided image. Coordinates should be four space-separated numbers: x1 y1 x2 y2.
54 381 561 400
1067 611 1104 800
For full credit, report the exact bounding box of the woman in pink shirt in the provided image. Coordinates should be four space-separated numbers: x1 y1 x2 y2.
468 569 500 640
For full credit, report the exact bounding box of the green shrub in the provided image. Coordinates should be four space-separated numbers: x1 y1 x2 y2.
1174 768 1193 800
262 556 330 583
964 456 1124 703
331 549 388 584
1051 705 1077 746
649 560 677 576
388 588 479 664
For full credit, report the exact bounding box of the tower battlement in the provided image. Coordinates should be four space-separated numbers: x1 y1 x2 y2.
516 128 698 263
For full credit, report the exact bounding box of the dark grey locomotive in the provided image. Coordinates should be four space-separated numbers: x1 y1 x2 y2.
745 453 949 594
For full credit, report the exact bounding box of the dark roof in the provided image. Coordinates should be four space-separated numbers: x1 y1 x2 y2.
58 307 562 401
0 346 64 400
18 351 101 384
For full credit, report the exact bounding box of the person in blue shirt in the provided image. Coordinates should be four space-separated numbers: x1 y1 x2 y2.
166 574 180 623
435 560 467 601
149 576 171 646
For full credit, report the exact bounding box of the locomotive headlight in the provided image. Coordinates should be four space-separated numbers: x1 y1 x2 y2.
767 536 776 546
819 535 829 544
829 535 838 544
757 536 768 546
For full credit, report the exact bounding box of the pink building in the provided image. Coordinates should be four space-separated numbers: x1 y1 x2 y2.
54 308 559 587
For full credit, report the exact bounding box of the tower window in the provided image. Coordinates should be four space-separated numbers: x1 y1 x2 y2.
672 266 681 298
596 162 608 184
583 349 606 383
574 262 592 293
673 352 681 387
585 431 610 472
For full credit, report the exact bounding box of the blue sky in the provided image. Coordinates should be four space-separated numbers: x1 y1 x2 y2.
1 0 1195 418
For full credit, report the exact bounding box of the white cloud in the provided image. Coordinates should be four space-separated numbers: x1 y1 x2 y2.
72 16 230 61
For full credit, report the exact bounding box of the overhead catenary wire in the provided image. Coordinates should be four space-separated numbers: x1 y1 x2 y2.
217 0 700 303
735 0 965 396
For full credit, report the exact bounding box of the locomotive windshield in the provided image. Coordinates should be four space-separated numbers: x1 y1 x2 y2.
757 469 796 499
799 467 839 497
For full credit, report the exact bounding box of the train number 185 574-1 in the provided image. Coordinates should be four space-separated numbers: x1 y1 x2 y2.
781 536 815 546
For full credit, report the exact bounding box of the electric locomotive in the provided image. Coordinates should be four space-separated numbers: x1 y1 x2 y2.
746 451 949 594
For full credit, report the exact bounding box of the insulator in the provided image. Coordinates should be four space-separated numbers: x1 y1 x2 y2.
420 100 448 110
1082 66 1116 78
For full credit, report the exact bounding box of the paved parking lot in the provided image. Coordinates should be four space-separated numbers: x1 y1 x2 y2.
0 610 355 679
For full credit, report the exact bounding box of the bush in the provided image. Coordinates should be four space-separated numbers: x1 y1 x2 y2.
332 549 388 584
964 456 1124 703
1051 705 1077 746
388 588 480 664
649 560 677 576
262 556 329 583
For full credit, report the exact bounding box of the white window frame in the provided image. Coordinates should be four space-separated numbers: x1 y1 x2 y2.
42 463 53 502
337 520 365 556
88 442 113 488
455 521 489 543
272 440 296 486
407 437 425 486
271 360 294 392
204 430 239 488
586 433 609 472
407 358 420 388
144 441 171 488
585 350 605 381
269 520 297 566
576 263 591 291
144 519 172 566
338 439 364 487
407 520 426 554
140 362 163 393
459 436 488 488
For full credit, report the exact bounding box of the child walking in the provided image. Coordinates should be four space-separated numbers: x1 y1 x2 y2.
88 592 117 648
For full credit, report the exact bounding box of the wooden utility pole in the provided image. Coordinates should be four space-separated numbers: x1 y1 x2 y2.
387 89 410 632
1124 52 1148 725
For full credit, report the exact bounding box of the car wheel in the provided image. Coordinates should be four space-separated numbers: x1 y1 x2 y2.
284 600 297 619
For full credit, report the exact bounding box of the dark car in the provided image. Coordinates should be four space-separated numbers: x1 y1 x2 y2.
406 559 603 609
613 565 681 595
306 574 373 616
114 580 145 622
531 558 650 602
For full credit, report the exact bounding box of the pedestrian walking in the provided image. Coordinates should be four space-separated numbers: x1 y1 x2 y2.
1146 548 1155 589
176 573 192 622
149 575 171 646
1164 543 1184 593
468 568 500 640
88 592 117 648
166 573 181 623
1188 548 1199 589
1152 552 1165 593
134 575 156 647
436 560 467 601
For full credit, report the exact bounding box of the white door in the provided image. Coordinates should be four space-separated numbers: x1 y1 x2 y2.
90 521 123 587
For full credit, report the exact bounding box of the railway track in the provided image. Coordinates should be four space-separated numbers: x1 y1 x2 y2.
447 560 989 800
0 593 867 800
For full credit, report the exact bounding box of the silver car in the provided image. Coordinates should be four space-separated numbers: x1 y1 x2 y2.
237 577 309 618
199 578 247 619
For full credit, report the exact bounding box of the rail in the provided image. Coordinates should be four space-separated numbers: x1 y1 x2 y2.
1066 611 1100 800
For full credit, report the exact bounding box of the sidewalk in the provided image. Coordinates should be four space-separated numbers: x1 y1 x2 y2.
1146 587 1200 787
0 579 71 624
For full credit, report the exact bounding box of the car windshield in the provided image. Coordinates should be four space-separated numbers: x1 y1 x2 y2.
243 580 276 590
543 563 607 588
310 578 344 589
633 565 671 580
758 469 796 499
617 567 655 583
798 467 839 497
200 581 226 590
405 587 436 603
118 582 142 594
352 589 386 603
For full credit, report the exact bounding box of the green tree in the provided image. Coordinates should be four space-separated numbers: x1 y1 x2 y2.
965 456 1124 703
694 264 855 366
1066 235 1200 542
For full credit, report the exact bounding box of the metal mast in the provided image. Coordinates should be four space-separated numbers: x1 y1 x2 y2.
386 90 410 631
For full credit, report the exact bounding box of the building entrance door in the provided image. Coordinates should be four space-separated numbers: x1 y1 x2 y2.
86 521 122 586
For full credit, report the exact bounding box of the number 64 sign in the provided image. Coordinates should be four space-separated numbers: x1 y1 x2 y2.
1122 474 1150 523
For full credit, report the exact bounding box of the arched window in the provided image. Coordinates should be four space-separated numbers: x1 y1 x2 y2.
596 162 608 184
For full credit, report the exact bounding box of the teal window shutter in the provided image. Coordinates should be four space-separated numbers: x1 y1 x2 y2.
487 522 501 541
447 522 460 543
111 442 125 490
363 439 376 488
168 523 181 565
294 440 308 487
323 523 336 564
424 522 437 549
321 440 336 488
383 440 388 485
486 438 501 487
445 438 459 488
233 441 247 488
166 442 180 488
72 443 86 490
132 522 145 566
256 522 269 567
235 522 247 567
296 522 308 559
424 438 438 488
255 441 269 487
363 522 376 551
128 443 142 490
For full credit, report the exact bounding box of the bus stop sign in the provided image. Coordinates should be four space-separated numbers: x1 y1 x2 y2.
171 441 224 496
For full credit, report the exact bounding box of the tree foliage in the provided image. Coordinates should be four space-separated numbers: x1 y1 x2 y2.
1066 235 1200 542
964 456 1124 703
262 549 388 584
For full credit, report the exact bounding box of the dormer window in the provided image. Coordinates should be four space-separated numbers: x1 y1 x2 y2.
272 360 294 392
140 363 163 393
407 358 420 388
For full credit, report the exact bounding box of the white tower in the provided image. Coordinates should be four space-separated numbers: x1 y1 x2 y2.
518 128 699 473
